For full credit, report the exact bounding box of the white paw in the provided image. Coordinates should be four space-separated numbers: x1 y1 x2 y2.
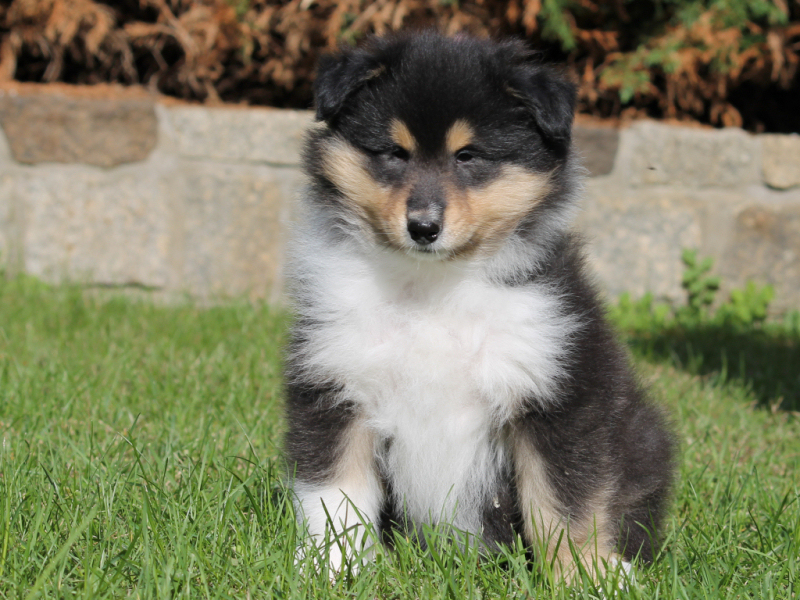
295 525 375 580
606 557 634 592
293 481 382 579
610 558 632 576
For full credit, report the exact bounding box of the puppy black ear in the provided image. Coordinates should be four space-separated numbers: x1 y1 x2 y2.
507 64 577 155
314 47 385 123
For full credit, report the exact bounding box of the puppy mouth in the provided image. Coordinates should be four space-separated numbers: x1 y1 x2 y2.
406 244 450 262
404 232 464 262
407 237 442 256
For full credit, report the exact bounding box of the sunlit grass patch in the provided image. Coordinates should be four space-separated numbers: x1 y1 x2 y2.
0 273 797 598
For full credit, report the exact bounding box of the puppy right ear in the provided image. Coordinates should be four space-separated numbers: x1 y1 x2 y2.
507 64 577 156
493 40 577 156
314 47 385 123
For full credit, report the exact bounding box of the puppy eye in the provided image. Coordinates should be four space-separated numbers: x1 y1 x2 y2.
455 149 474 163
390 146 410 161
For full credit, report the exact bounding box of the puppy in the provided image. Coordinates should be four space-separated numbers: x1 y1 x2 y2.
284 32 675 580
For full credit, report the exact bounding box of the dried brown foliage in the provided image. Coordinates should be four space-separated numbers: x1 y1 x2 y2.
2 0 127 82
574 6 800 130
1 0 799 130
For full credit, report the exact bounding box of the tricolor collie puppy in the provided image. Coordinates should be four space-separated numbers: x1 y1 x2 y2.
285 32 674 579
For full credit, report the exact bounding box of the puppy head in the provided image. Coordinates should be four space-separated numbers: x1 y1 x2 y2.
308 32 577 259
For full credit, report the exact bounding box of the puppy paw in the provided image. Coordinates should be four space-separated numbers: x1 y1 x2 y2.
605 556 634 593
295 526 375 581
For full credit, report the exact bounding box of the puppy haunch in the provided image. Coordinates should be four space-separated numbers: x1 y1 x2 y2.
286 32 675 580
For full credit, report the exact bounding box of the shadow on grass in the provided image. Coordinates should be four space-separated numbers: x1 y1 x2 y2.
622 324 800 412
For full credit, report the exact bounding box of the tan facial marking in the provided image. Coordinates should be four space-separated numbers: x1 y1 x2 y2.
512 429 617 583
322 136 553 258
445 119 475 154
321 136 409 248
442 165 553 256
390 119 417 153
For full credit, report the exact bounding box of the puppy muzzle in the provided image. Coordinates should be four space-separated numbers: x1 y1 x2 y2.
406 180 446 247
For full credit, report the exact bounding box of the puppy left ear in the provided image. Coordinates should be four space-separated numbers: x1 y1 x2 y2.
314 46 386 123
507 64 577 155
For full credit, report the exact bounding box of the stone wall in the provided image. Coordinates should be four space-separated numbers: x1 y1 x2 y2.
1 85 799 312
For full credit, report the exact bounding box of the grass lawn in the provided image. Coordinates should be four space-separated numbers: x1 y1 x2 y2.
0 274 798 598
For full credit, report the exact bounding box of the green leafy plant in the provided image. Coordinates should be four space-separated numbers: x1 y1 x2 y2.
716 280 775 327
608 249 797 411
606 291 672 332
784 309 800 336
679 248 722 323
613 249 776 331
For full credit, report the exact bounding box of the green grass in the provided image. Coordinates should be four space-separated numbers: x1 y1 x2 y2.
0 274 798 598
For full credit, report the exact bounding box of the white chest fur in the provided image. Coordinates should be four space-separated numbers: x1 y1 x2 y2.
291 237 576 532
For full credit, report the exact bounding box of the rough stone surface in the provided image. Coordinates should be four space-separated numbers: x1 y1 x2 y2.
761 134 800 190
0 172 13 268
0 93 158 167
19 164 172 286
0 122 11 161
578 183 704 303
718 203 800 313
177 162 302 302
164 106 314 166
1 126 22 270
573 125 619 176
2 89 800 311
621 121 760 188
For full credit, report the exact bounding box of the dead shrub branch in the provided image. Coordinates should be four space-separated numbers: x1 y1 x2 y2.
1 0 798 131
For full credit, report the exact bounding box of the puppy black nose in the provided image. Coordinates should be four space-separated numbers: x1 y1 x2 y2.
407 219 441 245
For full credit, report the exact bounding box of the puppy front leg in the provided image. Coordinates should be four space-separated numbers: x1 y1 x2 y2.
291 414 383 574
511 429 622 582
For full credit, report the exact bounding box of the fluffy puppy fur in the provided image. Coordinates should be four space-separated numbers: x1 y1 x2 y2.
284 32 675 579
